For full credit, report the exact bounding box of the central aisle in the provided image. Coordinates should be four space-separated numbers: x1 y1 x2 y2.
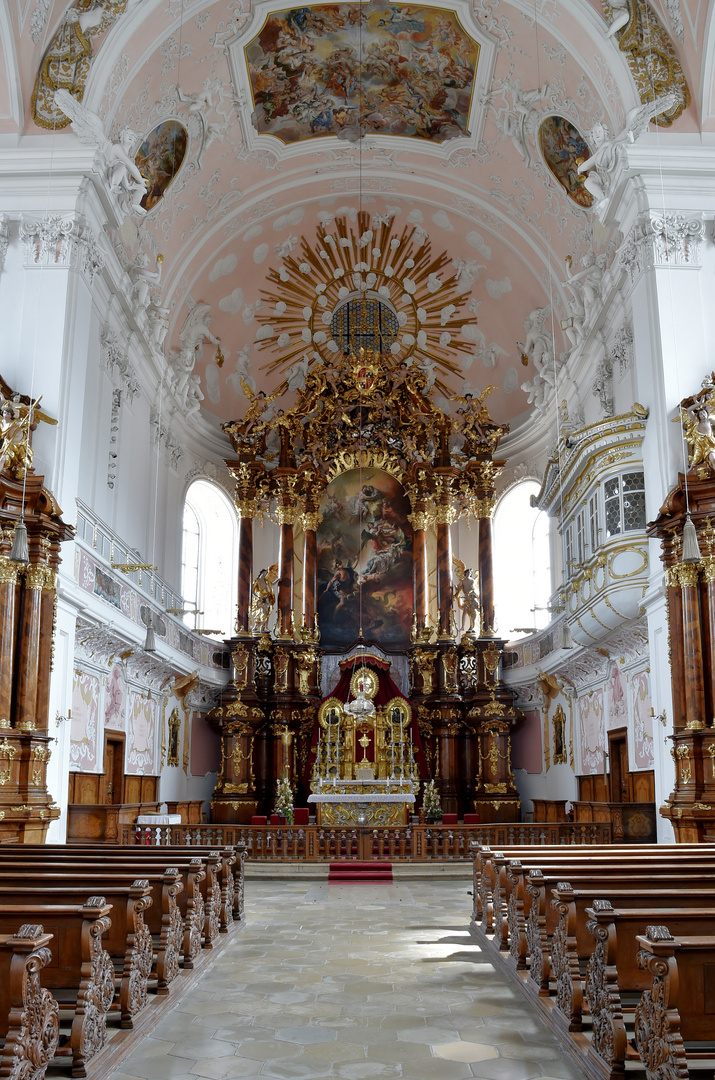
109 875 587 1080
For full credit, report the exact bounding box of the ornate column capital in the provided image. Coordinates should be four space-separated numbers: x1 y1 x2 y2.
619 211 705 286
20 213 104 283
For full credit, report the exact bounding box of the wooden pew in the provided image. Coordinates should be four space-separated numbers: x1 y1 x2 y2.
0 853 211 967
0 880 153 1029
0 900 114 1078
0 924 59 1080
634 925 715 1080
582 901 715 1080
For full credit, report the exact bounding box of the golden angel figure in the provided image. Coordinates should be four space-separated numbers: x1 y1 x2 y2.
453 557 480 635
249 564 278 634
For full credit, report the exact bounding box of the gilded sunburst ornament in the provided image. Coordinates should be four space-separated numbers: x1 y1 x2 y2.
253 210 477 390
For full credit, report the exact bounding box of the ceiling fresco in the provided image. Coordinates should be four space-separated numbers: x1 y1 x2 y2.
244 2 480 143
4 0 707 452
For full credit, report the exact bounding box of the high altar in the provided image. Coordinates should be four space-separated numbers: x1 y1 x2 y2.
208 258 522 824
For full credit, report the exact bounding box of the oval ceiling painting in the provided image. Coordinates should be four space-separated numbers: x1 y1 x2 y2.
135 120 188 212
538 115 593 209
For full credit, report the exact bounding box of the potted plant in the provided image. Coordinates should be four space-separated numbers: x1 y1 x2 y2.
274 777 294 824
422 779 442 823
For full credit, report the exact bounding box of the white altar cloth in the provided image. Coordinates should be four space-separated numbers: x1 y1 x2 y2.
307 794 415 804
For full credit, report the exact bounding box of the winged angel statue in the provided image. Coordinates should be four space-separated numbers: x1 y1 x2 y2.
578 91 680 217
249 565 279 634
54 89 148 218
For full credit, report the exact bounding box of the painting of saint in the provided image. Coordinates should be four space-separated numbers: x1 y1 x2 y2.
70 670 99 769
538 115 593 208
135 121 188 212
317 468 413 650
245 2 479 144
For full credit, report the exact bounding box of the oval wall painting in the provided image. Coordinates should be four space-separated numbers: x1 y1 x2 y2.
538 115 593 209
135 120 188 212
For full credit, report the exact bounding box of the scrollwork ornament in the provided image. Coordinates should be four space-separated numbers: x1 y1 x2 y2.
126 897 152 1018
5 944 60 1077
78 919 114 1061
634 947 688 1080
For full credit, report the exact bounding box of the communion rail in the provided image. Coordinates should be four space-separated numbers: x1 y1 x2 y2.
122 821 612 858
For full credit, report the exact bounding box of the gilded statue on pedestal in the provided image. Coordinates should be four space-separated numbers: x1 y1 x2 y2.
0 399 34 479
249 565 278 634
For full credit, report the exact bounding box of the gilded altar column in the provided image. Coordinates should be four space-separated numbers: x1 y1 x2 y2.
276 501 296 639
406 465 432 633
301 505 319 634
0 555 18 725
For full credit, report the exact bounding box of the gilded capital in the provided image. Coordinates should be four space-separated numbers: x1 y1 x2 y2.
24 564 48 591
276 504 297 526
433 504 458 526
473 496 496 519
701 556 715 584
408 510 431 532
236 499 258 519
676 561 700 589
0 557 19 586
300 510 321 533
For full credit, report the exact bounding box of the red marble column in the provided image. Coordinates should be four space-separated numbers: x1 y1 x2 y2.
478 514 495 637
236 514 253 634
409 508 430 631
15 565 44 729
678 561 707 729
436 511 455 637
300 505 320 634
34 572 57 732
277 513 295 639
0 558 18 725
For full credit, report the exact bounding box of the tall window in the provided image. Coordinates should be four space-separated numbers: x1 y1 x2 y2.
493 480 551 640
181 480 238 639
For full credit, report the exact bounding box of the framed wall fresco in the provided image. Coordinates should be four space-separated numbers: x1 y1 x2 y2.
135 120 188 212
538 115 593 208
245 2 479 144
70 670 100 770
579 689 605 774
317 467 413 651
104 664 126 731
126 691 157 774
631 669 654 769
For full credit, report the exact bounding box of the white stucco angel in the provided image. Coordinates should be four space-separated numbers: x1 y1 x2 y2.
286 354 311 394
54 89 147 217
578 92 679 211
563 252 604 325
179 301 220 357
518 307 556 385
227 346 255 396
489 79 550 165
605 0 630 36
129 251 162 311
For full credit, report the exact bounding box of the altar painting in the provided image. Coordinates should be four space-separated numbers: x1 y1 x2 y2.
317 468 413 650
245 2 479 144
538 115 593 208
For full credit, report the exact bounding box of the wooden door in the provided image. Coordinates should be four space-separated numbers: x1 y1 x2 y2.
608 730 629 803
103 736 125 804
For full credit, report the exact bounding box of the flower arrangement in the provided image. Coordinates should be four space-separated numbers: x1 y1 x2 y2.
422 779 441 821
274 777 294 824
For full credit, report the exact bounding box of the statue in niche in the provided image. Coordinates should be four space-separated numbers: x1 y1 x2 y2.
53 89 147 217
552 705 567 764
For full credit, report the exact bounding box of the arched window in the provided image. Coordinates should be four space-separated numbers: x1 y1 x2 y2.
493 480 551 641
181 480 238 639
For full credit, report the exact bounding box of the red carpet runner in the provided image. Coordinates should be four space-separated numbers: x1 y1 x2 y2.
328 861 393 882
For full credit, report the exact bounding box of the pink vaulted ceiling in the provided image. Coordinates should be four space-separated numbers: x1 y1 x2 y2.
9 0 710 431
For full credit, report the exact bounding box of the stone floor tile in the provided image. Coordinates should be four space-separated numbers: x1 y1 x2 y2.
433 1041 500 1063
189 1055 260 1079
397 1025 461 1044
273 1025 338 1044
401 1057 475 1079
471 1059 545 1080
259 1059 336 1079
